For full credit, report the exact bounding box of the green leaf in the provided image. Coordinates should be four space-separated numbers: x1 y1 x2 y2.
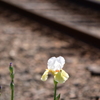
56 94 60 100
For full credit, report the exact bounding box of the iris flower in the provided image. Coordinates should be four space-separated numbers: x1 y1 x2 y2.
41 56 69 83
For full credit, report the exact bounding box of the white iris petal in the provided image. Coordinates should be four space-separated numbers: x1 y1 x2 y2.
47 56 65 71
53 61 61 71
47 57 56 69
57 56 65 69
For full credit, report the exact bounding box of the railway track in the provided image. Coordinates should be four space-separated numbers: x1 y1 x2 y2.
0 0 100 49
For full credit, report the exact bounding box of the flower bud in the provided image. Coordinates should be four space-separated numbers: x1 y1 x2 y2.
10 81 14 89
9 63 14 74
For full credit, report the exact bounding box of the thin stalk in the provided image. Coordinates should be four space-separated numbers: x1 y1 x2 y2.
10 81 14 100
9 63 14 100
54 80 58 100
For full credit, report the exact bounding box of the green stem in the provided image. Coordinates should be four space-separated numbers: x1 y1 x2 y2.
9 63 14 100
11 81 14 100
54 80 58 100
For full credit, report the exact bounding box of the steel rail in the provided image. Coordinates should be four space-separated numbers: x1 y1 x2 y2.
0 0 100 49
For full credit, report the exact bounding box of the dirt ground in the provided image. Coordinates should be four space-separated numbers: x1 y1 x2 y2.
0 4 100 100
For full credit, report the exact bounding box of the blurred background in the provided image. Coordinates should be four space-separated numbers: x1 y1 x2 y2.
0 0 100 100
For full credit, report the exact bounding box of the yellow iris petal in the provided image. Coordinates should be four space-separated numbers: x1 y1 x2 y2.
41 70 49 81
49 70 55 75
54 70 69 83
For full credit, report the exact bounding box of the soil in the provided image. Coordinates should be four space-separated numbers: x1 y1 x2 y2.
0 2 100 100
